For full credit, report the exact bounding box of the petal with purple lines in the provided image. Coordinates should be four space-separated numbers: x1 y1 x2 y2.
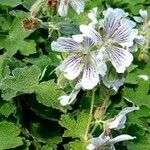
104 9 126 38
70 0 85 14
79 25 101 43
58 0 69 17
81 60 99 90
51 37 83 52
60 55 83 80
112 19 138 47
108 48 133 73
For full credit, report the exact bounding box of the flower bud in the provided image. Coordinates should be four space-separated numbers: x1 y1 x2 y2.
138 53 149 63
47 0 57 9
22 18 41 31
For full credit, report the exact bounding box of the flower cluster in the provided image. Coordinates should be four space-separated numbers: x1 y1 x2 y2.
87 106 139 150
51 8 140 105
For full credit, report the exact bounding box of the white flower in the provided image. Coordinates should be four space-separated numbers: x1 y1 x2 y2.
129 35 145 52
87 132 136 150
59 82 81 106
88 7 98 28
58 0 86 17
78 8 138 73
51 30 107 90
108 106 139 130
134 9 148 23
102 78 124 91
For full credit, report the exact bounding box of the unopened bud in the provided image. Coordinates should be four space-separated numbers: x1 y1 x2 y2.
47 0 57 9
138 53 149 63
22 18 41 31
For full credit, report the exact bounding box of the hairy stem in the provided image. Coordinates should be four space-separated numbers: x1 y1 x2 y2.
84 90 95 141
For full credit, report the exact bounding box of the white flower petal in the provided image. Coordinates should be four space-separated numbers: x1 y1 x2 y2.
59 82 81 106
60 55 83 80
138 75 149 81
51 37 82 52
72 34 84 43
58 0 69 17
119 106 139 115
92 49 107 77
108 48 133 73
59 95 70 106
133 16 144 23
79 25 101 43
139 9 148 20
88 7 98 28
81 60 100 90
112 19 138 47
103 79 124 91
135 35 145 45
86 144 95 150
104 9 127 38
91 132 110 147
83 36 96 49
109 134 136 144
109 114 126 130
70 0 85 14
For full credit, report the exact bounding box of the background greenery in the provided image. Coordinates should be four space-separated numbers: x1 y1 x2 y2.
0 0 150 150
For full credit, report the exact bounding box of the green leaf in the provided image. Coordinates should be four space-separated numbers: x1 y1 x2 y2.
0 101 16 117
41 145 53 150
59 111 89 139
124 135 150 150
35 81 66 112
30 122 62 149
0 54 10 81
123 79 150 107
24 55 52 71
0 65 41 100
2 14 36 56
0 0 22 7
65 140 87 150
0 121 23 150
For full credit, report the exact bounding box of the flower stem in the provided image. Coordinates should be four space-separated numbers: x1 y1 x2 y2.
84 90 95 141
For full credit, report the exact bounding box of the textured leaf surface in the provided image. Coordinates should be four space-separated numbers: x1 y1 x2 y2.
0 121 23 150
0 65 41 100
59 111 89 138
35 81 66 112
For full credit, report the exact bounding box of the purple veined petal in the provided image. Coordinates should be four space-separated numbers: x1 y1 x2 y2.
70 0 85 14
58 0 69 17
108 47 133 73
111 20 138 47
135 35 145 45
81 59 100 90
109 135 136 144
82 36 96 49
51 37 83 52
59 55 83 80
79 25 101 43
91 48 107 77
104 9 126 39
